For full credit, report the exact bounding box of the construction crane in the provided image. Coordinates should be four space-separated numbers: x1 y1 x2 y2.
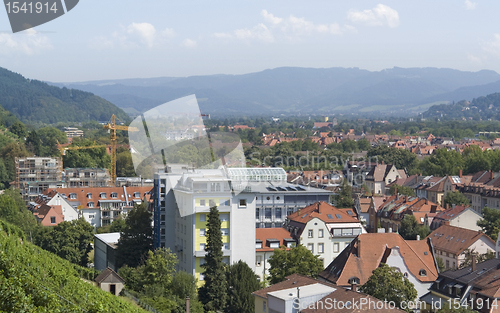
103 114 139 184
58 143 107 155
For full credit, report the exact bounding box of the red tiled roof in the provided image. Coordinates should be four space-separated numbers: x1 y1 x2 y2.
287 201 359 224
256 228 294 252
427 224 495 255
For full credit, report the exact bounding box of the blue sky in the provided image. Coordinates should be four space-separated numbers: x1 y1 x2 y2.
1 0 499 82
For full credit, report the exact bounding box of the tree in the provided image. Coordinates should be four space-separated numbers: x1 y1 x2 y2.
198 206 228 312
477 207 500 241
25 130 41 156
268 245 323 284
0 189 38 236
116 202 153 268
335 179 354 208
359 263 417 312
8 121 27 139
436 257 445 273
399 215 420 240
35 218 94 266
226 261 260 313
459 249 495 269
389 185 415 197
442 191 470 208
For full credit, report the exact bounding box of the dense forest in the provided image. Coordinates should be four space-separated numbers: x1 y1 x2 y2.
0 67 129 125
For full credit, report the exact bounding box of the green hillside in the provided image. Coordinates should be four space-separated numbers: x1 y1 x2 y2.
0 219 146 313
0 67 129 124
422 92 500 121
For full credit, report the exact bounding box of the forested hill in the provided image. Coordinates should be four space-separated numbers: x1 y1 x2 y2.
0 67 129 124
422 92 500 121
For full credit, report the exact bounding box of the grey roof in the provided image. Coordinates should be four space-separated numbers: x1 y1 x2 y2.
439 258 500 284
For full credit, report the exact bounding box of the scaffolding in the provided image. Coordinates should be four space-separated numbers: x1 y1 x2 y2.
15 157 64 203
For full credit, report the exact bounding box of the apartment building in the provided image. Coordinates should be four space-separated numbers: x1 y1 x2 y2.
15 157 64 203
63 168 112 188
37 186 152 228
255 228 295 282
284 201 366 267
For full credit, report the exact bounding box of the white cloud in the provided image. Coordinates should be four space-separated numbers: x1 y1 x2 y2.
234 23 274 42
467 54 482 63
0 29 52 55
483 33 500 56
261 9 283 25
347 4 400 28
90 22 175 50
465 0 477 10
127 22 156 48
181 38 197 48
213 32 233 39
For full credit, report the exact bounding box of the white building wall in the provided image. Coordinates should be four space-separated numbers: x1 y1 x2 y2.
47 194 79 221
81 208 101 228
449 209 482 232
231 193 256 271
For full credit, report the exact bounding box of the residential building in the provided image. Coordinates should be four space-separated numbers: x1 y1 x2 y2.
95 267 125 296
37 186 152 228
63 127 84 138
430 205 482 231
353 196 371 227
320 233 439 298
365 163 403 195
367 196 386 232
30 190 79 222
255 228 296 282
459 183 500 213
420 258 500 313
15 157 64 203
63 168 111 188
94 232 120 271
376 195 444 233
427 225 496 270
33 204 64 226
284 201 366 267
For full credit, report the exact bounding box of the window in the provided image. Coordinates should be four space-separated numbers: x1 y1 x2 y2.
318 243 324 254
256 256 262 266
209 199 216 207
308 229 313 238
50 216 56 224
88 202 94 208
307 243 314 253
134 192 140 198
319 229 324 238
256 209 260 219
265 208 272 219
89 215 95 219
111 192 118 198
275 208 282 219
223 243 229 250
160 215 165 221
221 228 229 236
220 214 229 222
100 193 107 199
69 193 77 199
200 214 206 222
200 243 206 251
256 242 262 249
200 229 206 236
87 193 92 199
239 199 247 207
263 301 267 312
200 199 206 206
199 273 205 281
334 242 339 253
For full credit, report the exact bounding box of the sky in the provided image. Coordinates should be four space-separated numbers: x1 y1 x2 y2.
0 0 499 82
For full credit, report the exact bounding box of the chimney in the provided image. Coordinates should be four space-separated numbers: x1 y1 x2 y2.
459 169 463 178
472 255 477 272
388 228 393 233
491 171 494 180
417 235 420 240
351 282 358 292
446 203 449 209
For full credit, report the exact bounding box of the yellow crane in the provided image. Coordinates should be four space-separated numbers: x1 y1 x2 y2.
103 114 139 184
58 143 107 155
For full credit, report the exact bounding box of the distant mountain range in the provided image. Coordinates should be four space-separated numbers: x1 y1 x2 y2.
52 67 500 117
0 67 129 125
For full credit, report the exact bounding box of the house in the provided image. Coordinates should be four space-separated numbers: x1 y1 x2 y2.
430 205 482 231
319 233 439 298
353 196 371 227
420 258 500 313
33 204 64 226
31 190 79 222
95 267 125 296
252 273 405 313
364 164 403 195
94 232 120 271
284 202 366 267
427 225 496 270
255 228 296 283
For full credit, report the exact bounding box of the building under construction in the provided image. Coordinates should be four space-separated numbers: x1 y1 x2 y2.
15 157 64 203
63 168 112 188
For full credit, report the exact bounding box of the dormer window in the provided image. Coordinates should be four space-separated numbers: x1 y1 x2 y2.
419 269 427 277
100 193 107 199
87 193 92 199
134 192 140 198
256 240 263 249
88 202 94 208
69 193 77 199
111 192 118 199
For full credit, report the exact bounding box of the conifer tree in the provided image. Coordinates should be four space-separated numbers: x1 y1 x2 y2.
226 260 260 313
198 206 228 312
